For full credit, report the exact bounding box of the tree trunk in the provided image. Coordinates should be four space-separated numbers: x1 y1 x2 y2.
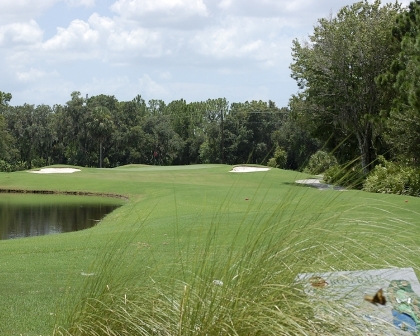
99 141 103 168
357 125 376 175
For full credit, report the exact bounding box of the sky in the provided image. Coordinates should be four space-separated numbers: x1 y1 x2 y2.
0 0 411 108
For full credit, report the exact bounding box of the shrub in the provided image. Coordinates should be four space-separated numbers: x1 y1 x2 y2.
0 160 27 172
303 151 338 175
31 157 47 169
323 161 365 189
363 156 420 196
0 160 12 172
267 146 287 169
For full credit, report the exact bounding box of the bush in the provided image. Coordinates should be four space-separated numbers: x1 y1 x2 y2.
31 157 47 169
0 160 27 172
363 156 420 196
323 161 365 189
267 157 277 168
0 160 12 172
267 146 287 169
303 151 338 175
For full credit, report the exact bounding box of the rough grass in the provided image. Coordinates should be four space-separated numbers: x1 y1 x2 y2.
0 164 418 335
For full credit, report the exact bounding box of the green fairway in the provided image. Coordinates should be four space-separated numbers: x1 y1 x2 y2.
0 165 419 335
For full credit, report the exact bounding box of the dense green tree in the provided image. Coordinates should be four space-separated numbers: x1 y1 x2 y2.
0 114 15 163
199 98 229 164
0 91 12 109
3 104 35 167
0 90 301 170
290 0 401 174
108 96 147 165
147 99 167 116
63 91 90 166
225 100 283 165
0 92 16 166
86 106 114 168
30 104 55 167
222 112 253 165
167 100 206 165
141 115 184 165
48 104 68 164
377 1 420 162
1 103 54 168
272 110 320 170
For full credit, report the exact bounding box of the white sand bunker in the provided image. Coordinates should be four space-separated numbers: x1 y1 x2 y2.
230 166 270 173
295 178 345 191
30 168 81 174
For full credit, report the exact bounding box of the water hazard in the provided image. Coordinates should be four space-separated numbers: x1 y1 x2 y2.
0 193 123 240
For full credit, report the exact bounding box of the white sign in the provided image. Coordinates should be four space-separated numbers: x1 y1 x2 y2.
296 268 420 335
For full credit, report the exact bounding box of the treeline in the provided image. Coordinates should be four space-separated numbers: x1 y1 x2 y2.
0 91 318 171
2 0 420 197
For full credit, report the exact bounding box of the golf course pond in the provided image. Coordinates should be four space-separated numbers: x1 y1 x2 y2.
0 193 123 240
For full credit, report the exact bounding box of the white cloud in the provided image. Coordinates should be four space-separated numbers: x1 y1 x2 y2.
137 74 167 97
218 0 314 17
110 0 209 28
28 12 168 63
77 75 167 101
65 0 95 7
191 16 291 68
16 68 58 83
215 0 383 31
0 20 43 47
88 13 116 33
111 0 208 17
107 28 161 56
1 0 406 108
159 71 171 80
82 75 131 95
42 19 99 51
0 0 57 23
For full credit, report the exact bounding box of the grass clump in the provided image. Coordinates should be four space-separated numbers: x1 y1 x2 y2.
53 171 420 335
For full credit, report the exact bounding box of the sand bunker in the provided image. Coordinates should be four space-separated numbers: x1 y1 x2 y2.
230 166 270 173
29 168 81 174
295 178 345 190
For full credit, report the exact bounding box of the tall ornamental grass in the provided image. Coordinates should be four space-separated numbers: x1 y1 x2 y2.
53 179 419 335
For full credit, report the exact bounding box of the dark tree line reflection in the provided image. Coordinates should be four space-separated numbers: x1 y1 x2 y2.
0 202 120 240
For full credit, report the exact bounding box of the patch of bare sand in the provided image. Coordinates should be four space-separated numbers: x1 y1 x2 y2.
229 166 270 173
29 168 81 174
295 178 346 190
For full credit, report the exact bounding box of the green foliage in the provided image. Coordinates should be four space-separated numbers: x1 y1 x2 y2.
0 91 318 171
0 91 12 108
363 156 420 196
31 157 47 169
290 0 401 173
304 150 338 175
271 109 319 170
377 1 420 162
267 146 287 169
323 160 365 189
0 159 12 172
0 160 27 172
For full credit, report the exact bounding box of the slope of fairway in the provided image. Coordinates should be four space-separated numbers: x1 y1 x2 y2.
0 164 419 335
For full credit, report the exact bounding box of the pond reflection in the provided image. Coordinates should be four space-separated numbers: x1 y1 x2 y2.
0 194 122 240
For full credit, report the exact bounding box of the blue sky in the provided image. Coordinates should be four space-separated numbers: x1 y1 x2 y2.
0 0 411 107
